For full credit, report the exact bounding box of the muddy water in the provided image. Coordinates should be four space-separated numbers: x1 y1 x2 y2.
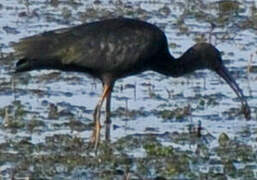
0 0 257 179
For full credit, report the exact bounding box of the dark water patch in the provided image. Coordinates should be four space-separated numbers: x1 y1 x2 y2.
124 83 136 89
3 26 20 35
0 87 14 96
144 127 159 132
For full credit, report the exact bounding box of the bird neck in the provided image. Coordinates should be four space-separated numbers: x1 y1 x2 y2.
175 50 203 77
153 49 202 77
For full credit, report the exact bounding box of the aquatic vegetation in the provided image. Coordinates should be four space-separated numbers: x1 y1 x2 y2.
155 105 191 121
27 118 46 132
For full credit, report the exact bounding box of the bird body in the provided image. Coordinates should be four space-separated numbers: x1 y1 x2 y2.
13 18 251 148
15 18 169 83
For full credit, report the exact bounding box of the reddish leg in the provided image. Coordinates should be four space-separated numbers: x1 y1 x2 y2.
105 85 113 142
90 84 112 149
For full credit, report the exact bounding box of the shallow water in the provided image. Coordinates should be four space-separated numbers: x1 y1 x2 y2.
0 0 257 179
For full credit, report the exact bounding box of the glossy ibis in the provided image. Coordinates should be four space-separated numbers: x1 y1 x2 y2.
13 18 251 148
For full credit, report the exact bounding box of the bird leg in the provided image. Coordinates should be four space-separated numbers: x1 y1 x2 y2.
105 85 113 142
90 84 112 149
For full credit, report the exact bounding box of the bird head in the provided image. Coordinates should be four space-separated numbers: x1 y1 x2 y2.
191 43 222 70
188 43 251 120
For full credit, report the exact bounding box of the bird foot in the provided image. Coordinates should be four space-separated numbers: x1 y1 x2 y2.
242 103 251 120
89 121 102 149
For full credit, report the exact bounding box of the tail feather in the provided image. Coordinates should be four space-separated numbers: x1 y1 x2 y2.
15 58 33 73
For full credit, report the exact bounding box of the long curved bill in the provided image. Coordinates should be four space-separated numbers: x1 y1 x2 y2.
215 64 251 120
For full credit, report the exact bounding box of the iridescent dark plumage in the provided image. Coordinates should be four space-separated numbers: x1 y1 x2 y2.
13 18 251 148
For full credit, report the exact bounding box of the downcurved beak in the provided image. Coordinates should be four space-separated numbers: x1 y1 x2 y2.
215 64 251 120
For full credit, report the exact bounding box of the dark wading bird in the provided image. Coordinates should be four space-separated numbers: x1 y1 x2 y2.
13 18 251 148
